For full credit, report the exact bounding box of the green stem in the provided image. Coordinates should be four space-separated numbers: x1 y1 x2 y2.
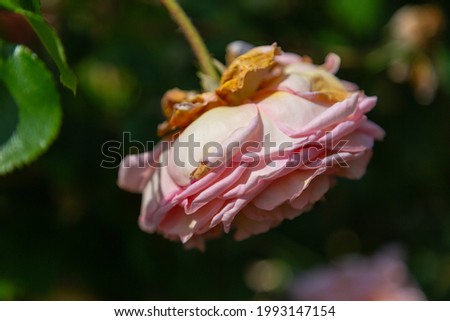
161 0 219 82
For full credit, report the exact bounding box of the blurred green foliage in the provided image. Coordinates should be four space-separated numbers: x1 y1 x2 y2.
0 0 449 300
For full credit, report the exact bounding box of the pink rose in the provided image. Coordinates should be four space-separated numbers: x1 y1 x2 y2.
289 247 425 301
118 44 384 249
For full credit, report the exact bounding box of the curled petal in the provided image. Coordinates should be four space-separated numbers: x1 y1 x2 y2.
158 199 225 244
233 211 282 241
167 104 261 186
139 149 180 232
256 91 329 137
320 53 341 74
252 168 326 211
117 143 164 193
217 44 282 104
184 164 248 214
290 92 360 137
289 175 334 210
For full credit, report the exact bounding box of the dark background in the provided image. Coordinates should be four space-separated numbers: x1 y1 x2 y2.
0 0 449 300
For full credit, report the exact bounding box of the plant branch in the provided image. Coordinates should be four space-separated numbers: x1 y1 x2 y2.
161 0 219 82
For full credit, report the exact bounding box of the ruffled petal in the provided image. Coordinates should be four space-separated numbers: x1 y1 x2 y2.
256 91 329 137
138 149 180 232
168 104 261 186
184 164 249 214
335 150 374 179
158 199 225 243
320 53 341 74
289 175 333 210
233 212 282 241
117 142 164 193
290 93 360 137
252 168 326 211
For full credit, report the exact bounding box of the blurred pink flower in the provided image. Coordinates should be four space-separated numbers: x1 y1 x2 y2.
289 247 425 301
118 43 384 249
385 5 445 104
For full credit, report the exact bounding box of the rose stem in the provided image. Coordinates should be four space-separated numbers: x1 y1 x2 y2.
160 0 219 82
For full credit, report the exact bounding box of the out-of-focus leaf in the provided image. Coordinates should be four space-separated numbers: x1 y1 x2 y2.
0 0 77 92
437 46 450 94
326 0 383 37
0 279 16 300
0 45 61 175
77 59 137 113
31 0 41 13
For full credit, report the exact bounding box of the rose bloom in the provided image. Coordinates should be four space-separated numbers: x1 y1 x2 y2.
289 247 425 301
118 43 384 249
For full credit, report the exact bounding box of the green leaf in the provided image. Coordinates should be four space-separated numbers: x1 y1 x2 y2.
0 46 61 175
31 0 41 13
0 0 77 93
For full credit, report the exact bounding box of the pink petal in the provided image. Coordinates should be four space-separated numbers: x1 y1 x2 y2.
168 104 261 186
256 91 329 137
291 92 360 137
274 52 303 65
273 73 311 95
334 149 373 179
138 149 181 232
117 142 164 193
221 158 290 199
358 119 386 141
251 169 326 211
233 213 281 241
289 175 333 210
320 53 341 74
355 95 378 115
184 164 249 214
171 165 227 202
158 199 225 243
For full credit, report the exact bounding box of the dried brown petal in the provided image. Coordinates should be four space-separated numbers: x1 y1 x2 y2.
216 43 282 104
